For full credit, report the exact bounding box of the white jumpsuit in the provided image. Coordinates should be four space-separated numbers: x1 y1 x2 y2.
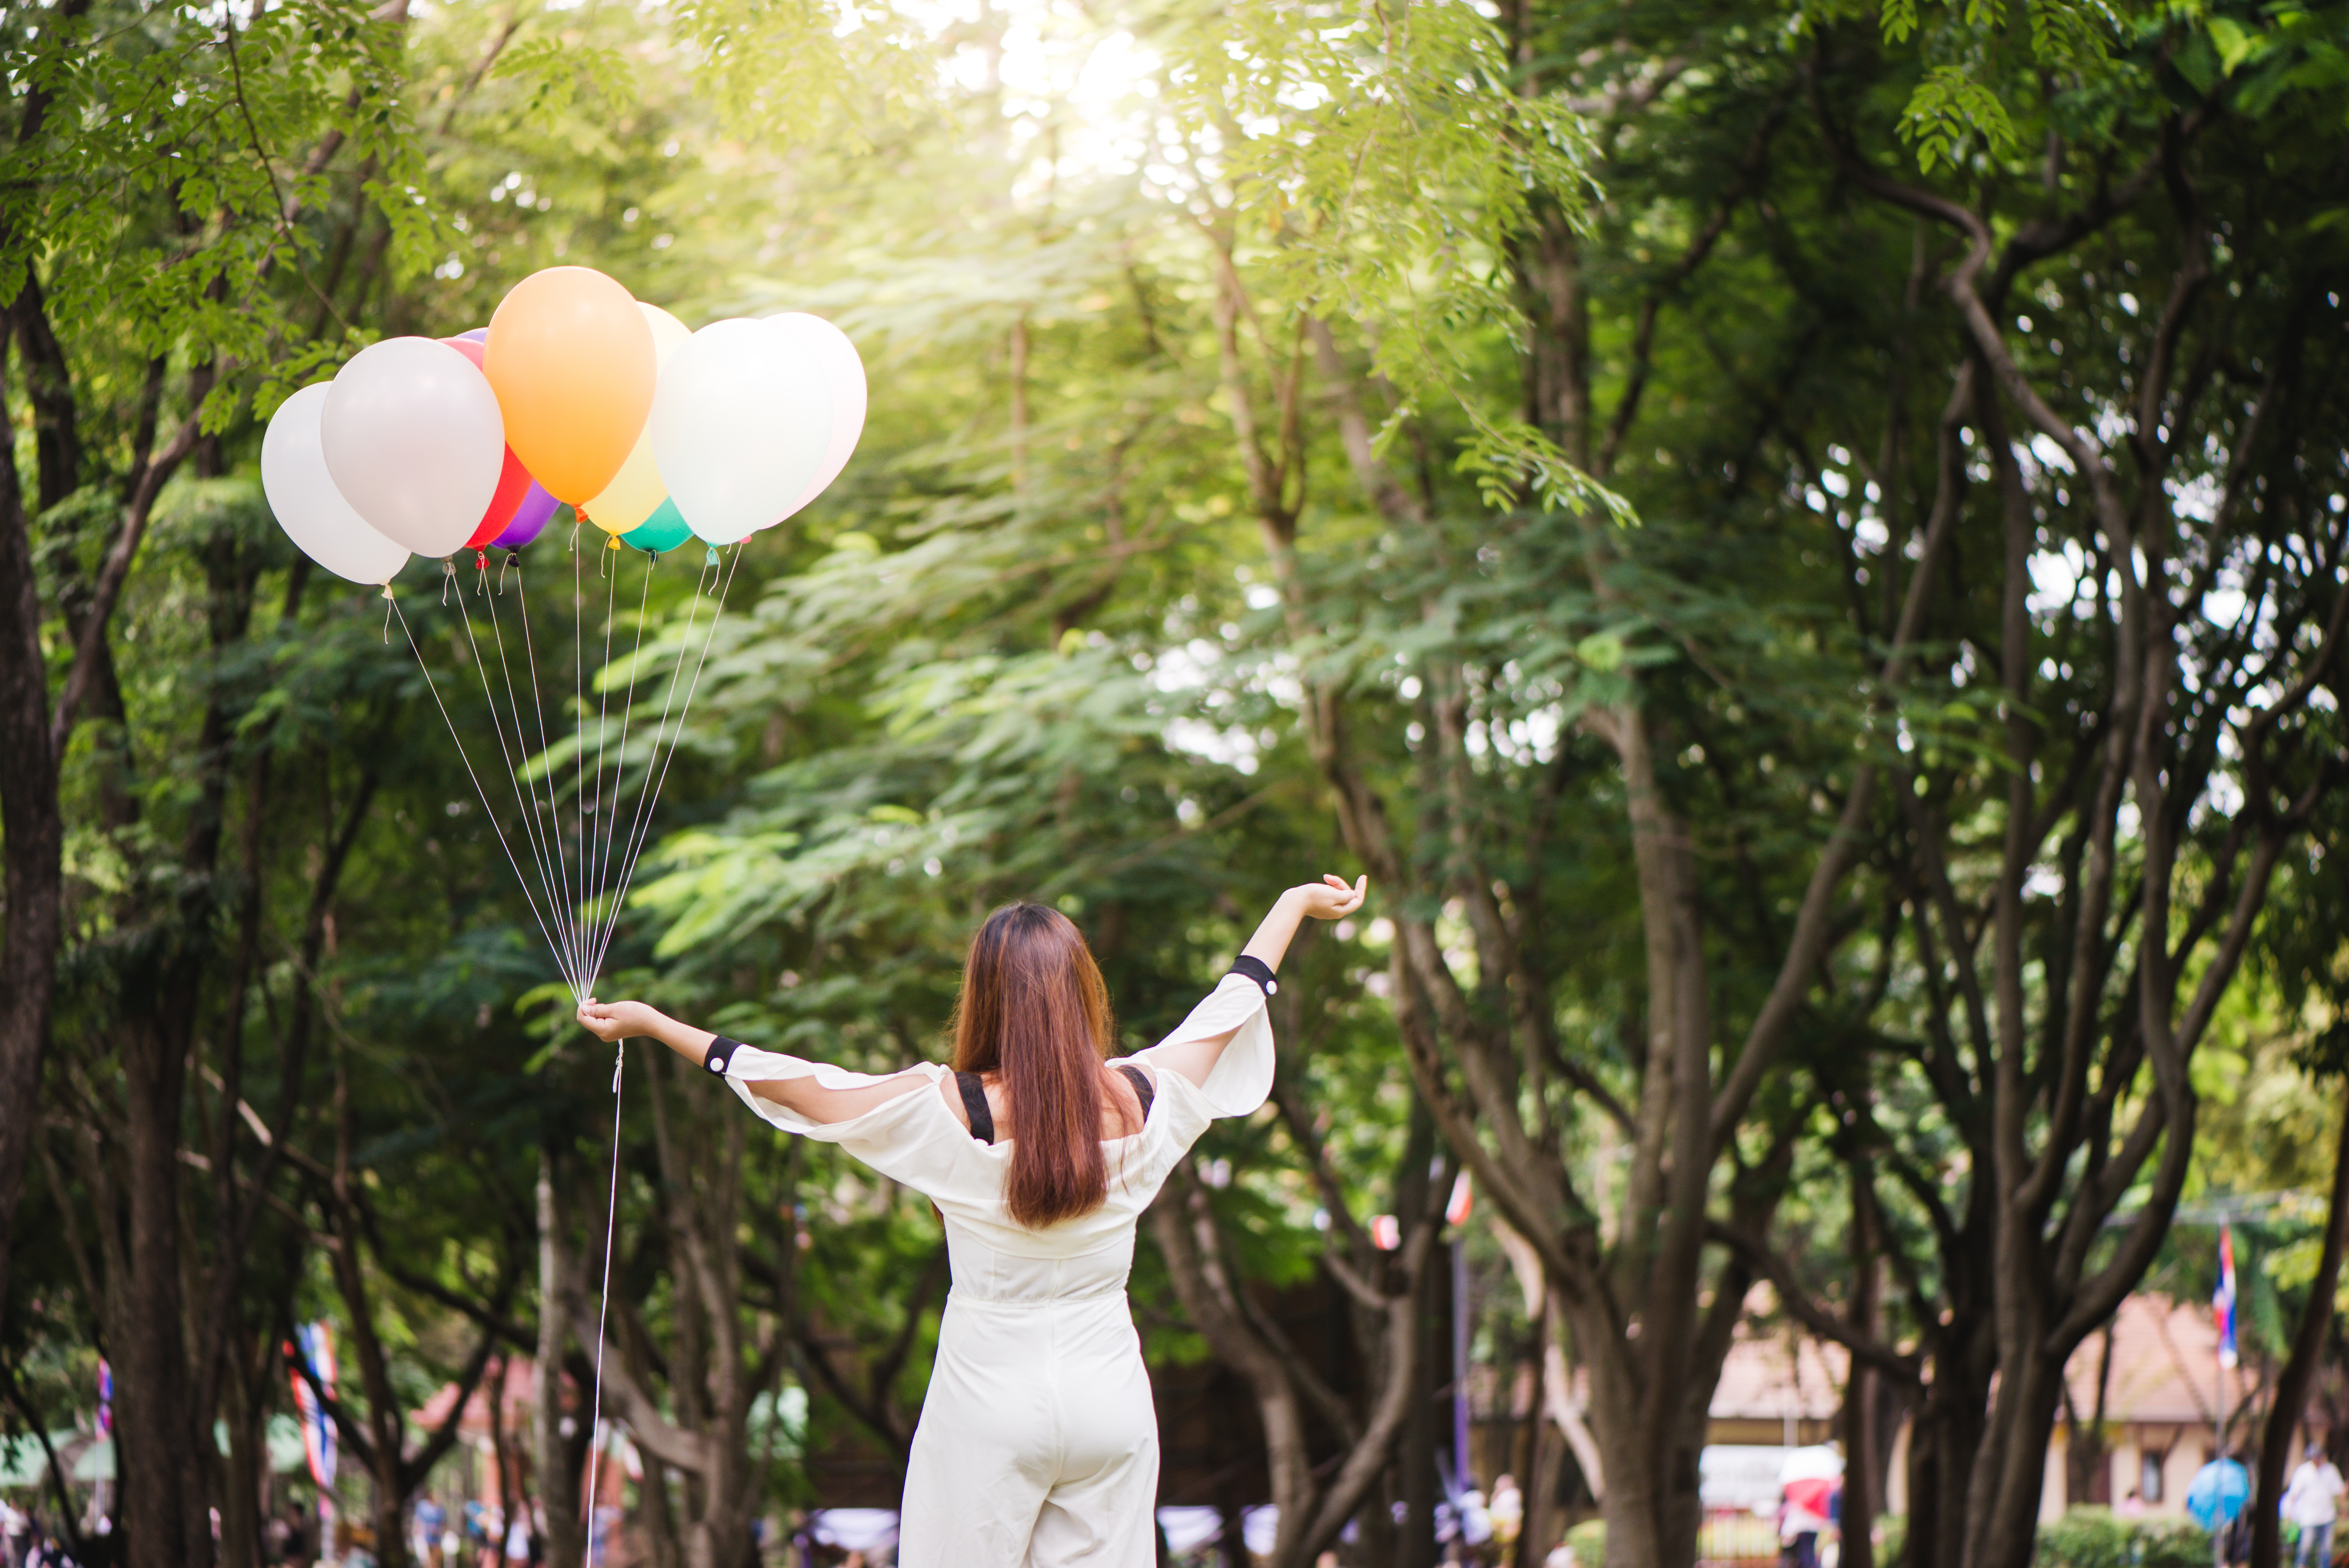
709 972 1276 1568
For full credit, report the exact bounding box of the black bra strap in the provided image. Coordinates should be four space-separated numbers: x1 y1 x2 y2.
1116 1062 1155 1121
955 1071 996 1144
959 1066 1151 1143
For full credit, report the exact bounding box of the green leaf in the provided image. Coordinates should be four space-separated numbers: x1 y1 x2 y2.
1575 632 1627 672
2208 16 2262 75
1897 65 2021 171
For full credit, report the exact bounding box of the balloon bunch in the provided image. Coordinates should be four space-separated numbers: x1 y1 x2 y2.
264 265 865 577
260 266 866 1000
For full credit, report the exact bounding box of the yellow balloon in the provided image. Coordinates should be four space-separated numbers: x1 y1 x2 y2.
484 267 656 504
583 303 695 533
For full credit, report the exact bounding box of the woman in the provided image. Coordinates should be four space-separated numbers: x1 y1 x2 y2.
575 873 1367 1568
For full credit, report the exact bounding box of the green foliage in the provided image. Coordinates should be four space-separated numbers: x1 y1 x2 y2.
1155 0 1620 515
1896 63 2021 170
666 0 929 145
0 0 443 424
2036 1508 2212 1568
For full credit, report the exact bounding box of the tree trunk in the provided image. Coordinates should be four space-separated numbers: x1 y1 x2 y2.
1842 1162 1880 1568
0 330 62 1336
219 1343 268 1568
117 999 212 1568
2251 1092 2349 1568
538 1155 585 1568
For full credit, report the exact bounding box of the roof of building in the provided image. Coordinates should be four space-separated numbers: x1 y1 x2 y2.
2065 1294 2242 1428
1701 1290 2241 1430
1709 1302 1849 1422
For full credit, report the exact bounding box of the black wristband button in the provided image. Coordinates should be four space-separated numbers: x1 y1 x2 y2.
1228 955 1278 996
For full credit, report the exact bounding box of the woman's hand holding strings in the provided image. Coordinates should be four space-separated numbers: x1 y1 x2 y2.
576 999 717 1071
576 998 666 1043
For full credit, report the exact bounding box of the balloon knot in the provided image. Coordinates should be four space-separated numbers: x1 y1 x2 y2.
705 547 719 567
381 583 394 600
606 534 622 550
475 551 487 570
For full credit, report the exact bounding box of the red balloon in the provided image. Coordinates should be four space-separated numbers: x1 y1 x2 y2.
444 336 535 548
465 446 534 549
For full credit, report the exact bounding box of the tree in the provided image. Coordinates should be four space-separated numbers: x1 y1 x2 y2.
1631 8 2349 1568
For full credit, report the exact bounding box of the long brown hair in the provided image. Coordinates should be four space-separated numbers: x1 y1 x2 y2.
950 903 1122 1226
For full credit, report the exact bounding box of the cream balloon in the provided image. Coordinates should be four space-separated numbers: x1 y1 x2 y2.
647 317 833 547
261 384 410 586
320 337 507 557
581 303 696 533
764 313 866 530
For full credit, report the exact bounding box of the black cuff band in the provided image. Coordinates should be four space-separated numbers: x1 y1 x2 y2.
1228 955 1278 996
703 1036 746 1076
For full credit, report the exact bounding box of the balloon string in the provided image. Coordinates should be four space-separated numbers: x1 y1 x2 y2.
509 564 583 988
579 551 622 990
590 543 742 980
390 599 577 992
572 526 588 985
454 579 584 996
478 568 584 979
586 558 654 984
581 1037 624 1568
590 550 712 973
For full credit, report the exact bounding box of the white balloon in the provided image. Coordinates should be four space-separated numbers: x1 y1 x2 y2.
261 384 410 586
320 337 507 557
648 317 833 547
765 313 866 530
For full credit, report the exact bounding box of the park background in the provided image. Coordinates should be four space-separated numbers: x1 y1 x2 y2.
1 0 2347 1564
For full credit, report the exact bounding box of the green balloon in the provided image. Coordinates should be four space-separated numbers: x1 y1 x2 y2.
625 500 693 556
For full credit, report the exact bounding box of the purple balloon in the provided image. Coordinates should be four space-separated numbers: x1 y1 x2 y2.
491 481 560 549
458 328 488 344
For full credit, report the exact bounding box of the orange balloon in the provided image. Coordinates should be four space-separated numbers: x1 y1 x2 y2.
483 268 656 504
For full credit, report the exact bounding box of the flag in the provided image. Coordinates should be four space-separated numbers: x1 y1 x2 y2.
2215 1223 2239 1370
286 1322 338 1488
1446 1172 1474 1227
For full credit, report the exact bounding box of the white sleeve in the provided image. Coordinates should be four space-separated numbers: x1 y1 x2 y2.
1134 971 1276 1118
707 1042 963 1193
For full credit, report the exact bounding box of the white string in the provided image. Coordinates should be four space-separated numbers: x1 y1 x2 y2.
581 1040 624 1566
479 569 580 974
462 577 583 991
588 553 714 969
572 526 589 987
399 542 745 1540
579 559 652 994
391 599 579 994
589 545 743 979
579 558 618 983
507 561 585 986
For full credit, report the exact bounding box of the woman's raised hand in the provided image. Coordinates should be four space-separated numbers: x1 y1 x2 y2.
1290 874 1368 921
576 997 664 1042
